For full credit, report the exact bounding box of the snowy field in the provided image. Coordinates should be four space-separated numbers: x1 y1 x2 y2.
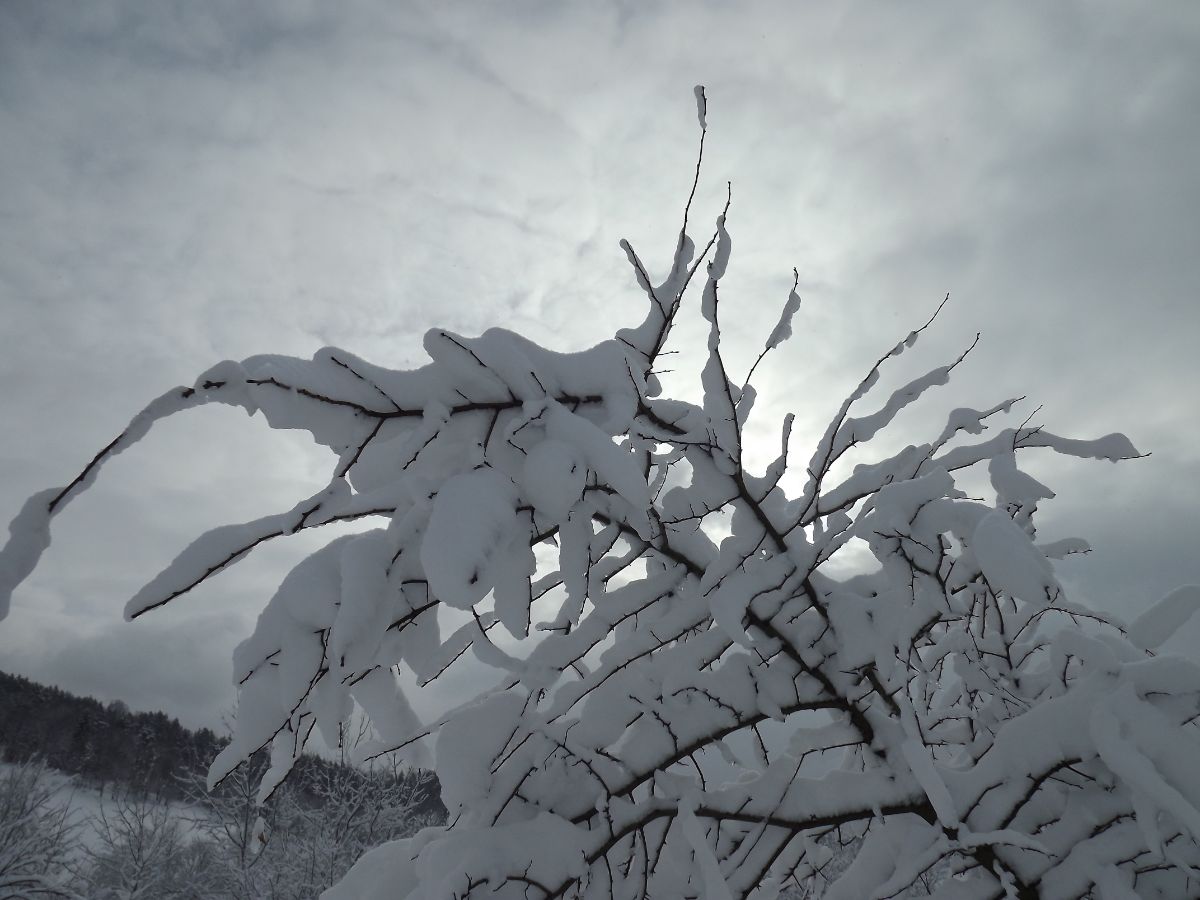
1 757 433 898
1 759 208 864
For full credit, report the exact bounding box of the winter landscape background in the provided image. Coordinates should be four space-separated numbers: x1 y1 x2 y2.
0 671 445 897
1 2 1199 899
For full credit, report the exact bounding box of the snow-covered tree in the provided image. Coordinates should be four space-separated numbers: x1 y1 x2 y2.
181 742 433 899
267 754 433 896
179 749 283 900
0 759 77 899
77 789 218 900
3 88 1199 899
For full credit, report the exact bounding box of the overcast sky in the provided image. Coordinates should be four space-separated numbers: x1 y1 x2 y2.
1 1 1197 733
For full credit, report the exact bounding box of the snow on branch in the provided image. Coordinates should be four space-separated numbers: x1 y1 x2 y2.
2 88 1194 900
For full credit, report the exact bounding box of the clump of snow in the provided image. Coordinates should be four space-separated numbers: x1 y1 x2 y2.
420 468 521 611
764 271 802 351
1127 584 1200 650
0 488 58 620
972 509 1060 604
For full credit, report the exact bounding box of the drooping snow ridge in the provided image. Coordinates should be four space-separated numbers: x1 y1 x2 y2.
0 487 59 620
764 270 802 353
1 93 1192 900
1127 585 1200 651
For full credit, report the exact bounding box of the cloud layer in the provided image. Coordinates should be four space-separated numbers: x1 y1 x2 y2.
1 0 1197 729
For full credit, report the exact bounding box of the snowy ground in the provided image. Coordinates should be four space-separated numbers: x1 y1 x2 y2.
1 761 207 855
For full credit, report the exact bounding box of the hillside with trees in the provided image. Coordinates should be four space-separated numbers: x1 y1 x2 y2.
0 670 446 898
0 670 218 801
0 669 445 815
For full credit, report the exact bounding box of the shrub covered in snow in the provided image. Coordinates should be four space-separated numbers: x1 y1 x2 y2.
3 89 1198 899
0 759 77 898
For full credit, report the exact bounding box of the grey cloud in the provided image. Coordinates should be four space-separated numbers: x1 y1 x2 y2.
1 0 1196 730
2 608 243 732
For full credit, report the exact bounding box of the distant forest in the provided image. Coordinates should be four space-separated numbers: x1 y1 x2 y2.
0 669 445 817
